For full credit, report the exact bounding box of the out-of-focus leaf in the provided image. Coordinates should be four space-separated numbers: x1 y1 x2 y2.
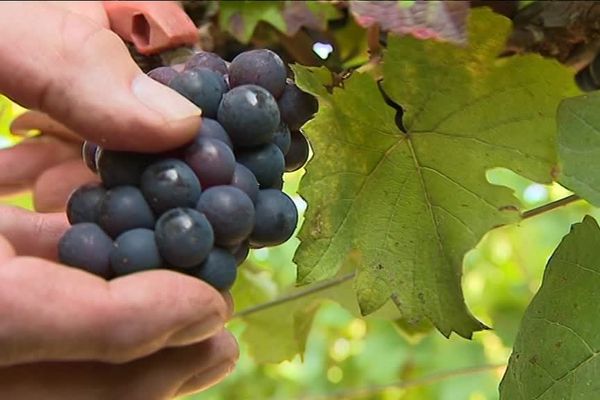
500 216 600 399
219 1 286 43
292 8 578 339
557 92 600 206
283 1 342 36
350 0 470 44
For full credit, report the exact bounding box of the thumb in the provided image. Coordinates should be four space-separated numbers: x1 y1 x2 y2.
0 2 200 153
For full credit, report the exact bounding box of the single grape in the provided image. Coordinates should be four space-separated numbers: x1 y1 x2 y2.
271 123 291 155
99 186 155 238
82 141 99 173
237 143 285 188
110 229 163 276
277 80 318 130
184 51 228 75
285 130 310 172
217 85 280 147
230 163 259 203
187 248 237 291
196 118 233 148
228 241 249 266
141 159 202 215
184 137 236 188
147 66 178 85
58 223 113 279
155 208 214 268
168 67 227 118
228 49 287 97
96 149 155 188
250 189 298 247
196 186 255 246
66 182 106 225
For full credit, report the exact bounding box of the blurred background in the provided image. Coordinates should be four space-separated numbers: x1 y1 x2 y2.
2 1 598 399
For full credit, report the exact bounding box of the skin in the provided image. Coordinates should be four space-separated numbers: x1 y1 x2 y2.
0 2 239 398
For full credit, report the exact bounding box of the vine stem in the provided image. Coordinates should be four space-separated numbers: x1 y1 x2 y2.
520 194 581 220
233 272 355 319
295 363 506 400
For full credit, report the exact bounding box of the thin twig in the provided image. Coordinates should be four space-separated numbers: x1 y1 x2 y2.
521 194 581 220
296 363 506 400
233 272 355 319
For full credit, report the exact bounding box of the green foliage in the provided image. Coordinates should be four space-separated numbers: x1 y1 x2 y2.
500 216 600 399
557 92 600 206
292 8 579 340
219 1 341 43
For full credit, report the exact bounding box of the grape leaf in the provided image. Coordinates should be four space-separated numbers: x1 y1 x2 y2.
219 1 286 43
499 216 600 399
293 8 578 338
219 1 340 44
350 0 470 44
283 1 342 36
557 92 600 206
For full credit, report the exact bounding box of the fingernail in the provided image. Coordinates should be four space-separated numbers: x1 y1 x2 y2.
168 314 224 347
132 74 201 121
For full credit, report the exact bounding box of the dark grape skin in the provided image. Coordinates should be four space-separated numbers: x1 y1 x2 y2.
140 159 202 215
217 85 280 147
187 248 237 291
168 67 227 118
196 118 233 148
285 131 310 172
155 208 214 268
228 49 287 98
184 51 228 75
277 80 318 131
66 183 106 225
237 143 285 189
99 186 155 238
271 123 291 155
96 149 156 188
229 241 249 266
110 229 163 276
184 137 236 188
58 223 113 279
82 141 99 173
250 189 298 247
230 163 259 203
196 186 255 247
147 66 178 85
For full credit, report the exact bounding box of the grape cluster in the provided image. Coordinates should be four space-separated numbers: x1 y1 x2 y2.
58 49 317 291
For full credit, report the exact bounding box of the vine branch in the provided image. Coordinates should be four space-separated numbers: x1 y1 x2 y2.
297 363 506 400
233 272 356 319
520 194 581 220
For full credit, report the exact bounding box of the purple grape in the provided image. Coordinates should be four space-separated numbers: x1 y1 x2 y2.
277 80 318 131
66 182 106 225
147 66 178 85
250 189 298 247
168 67 227 118
82 141 99 173
230 163 259 203
285 131 310 172
99 186 155 238
196 118 232 148
184 51 228 75
228 49 287 97
58 223 113 279
184 137 236 188
111 228 163 276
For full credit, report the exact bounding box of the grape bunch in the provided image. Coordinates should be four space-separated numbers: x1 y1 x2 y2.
58 49 317 291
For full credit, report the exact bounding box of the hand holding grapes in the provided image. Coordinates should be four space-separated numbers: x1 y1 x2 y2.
0 2 238 398
0 1 201 210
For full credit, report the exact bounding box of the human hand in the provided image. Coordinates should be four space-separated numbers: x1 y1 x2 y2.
0 1 201 211
0 206 238 399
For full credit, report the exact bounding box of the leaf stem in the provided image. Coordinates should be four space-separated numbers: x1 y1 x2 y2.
295 363 506 400
233 272 356 319
521 194 581 220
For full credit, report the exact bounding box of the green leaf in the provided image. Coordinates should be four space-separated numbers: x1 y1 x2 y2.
293 8 578 338
557 92 600 206
219 1 286 43
499 216 600 399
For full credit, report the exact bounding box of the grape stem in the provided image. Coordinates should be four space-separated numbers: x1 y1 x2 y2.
233 272 355 318
294 363 506 400
520 194 581 220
